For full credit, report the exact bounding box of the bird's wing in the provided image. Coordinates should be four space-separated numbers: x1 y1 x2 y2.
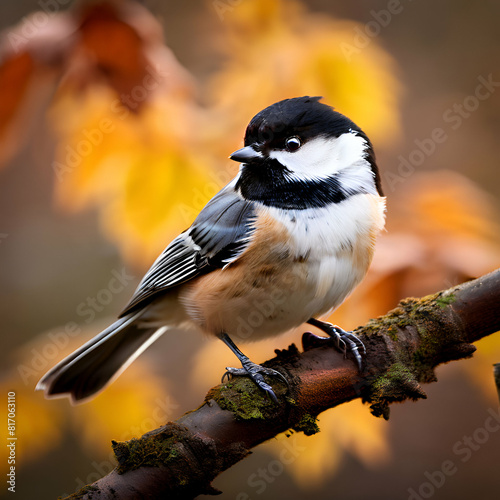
119 183 256 316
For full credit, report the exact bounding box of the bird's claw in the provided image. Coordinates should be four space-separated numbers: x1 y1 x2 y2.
222 361 288 403
327 325 366 371
307 320 366 371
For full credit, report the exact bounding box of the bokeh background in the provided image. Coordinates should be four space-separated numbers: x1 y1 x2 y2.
1 0 499 499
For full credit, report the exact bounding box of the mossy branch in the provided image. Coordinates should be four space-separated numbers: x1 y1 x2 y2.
65 268 500 500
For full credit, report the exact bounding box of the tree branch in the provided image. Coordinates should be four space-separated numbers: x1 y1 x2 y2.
65 269 500 500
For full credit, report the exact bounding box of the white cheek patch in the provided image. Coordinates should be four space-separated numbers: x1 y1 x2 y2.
269 133 369 179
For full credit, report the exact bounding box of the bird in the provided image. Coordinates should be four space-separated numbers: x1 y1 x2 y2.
36 96 386 404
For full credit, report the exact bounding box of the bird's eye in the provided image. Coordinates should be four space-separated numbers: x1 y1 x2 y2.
285 136 301 152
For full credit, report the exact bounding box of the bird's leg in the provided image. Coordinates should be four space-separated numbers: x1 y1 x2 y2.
307 318 366 371
219 333 288 403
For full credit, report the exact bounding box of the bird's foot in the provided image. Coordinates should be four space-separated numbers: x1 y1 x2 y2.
222 359 288 403
307 319 366 371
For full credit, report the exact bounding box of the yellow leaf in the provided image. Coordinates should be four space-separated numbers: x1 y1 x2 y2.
49 87 220 266
207 0 401 155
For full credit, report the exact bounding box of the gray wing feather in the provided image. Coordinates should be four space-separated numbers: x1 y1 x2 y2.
119 183 256 316
190 190 255 264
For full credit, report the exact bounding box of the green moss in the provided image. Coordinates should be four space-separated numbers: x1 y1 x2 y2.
362 306 415 341
208 376 318 435
386 325 399 341
206 376 285 421
416 324 427 337
436 293 456 308
363 288 476 419
112 435 181 474
395 294 453 373
410 293 454 382
293 413 320 436
371 363 417 395
368 363 427 419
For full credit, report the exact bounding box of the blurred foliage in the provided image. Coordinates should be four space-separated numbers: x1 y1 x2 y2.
0 0 401 266
206 0 401 156
1 325 175 476
0 0 499 494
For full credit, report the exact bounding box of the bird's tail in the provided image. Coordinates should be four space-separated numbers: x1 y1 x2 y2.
36 312 166 404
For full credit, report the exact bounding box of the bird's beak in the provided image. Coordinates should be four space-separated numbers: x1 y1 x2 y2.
229 146 262 163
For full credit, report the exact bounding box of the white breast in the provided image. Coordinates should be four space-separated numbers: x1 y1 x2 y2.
175 193 385 343
263 193 384 259
261 193 386 318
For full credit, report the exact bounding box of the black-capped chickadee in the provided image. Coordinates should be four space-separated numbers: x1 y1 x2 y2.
37 96 386 403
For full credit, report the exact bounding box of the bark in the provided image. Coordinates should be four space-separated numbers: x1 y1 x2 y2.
65 268 500 500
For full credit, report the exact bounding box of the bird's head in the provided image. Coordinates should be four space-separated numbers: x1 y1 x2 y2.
230 96 383 209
